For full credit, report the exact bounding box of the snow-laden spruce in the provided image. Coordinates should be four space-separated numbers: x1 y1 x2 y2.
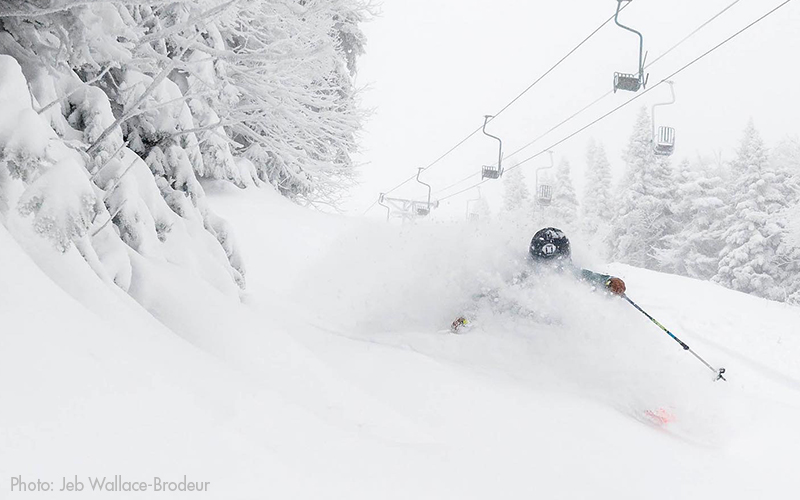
0 1 368 296
610 107 676 270
713 120 800 302
581 139 614 254
550 157 578 227
502 164 533 216
657 158 727 279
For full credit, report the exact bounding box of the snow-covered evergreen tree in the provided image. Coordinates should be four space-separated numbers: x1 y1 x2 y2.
772 136 800 184
769 136 800 303
213 0 368 202
713 120 800 301
550 158 578 226
657 159 726 279
610 107 676 269
582 140 613 236
503 167 532 215
0 0 369 296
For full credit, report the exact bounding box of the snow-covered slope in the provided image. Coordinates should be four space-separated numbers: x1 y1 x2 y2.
3 182 800 499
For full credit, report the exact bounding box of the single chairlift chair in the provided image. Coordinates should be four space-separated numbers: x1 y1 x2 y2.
654 126 676 156
652 81 677 156
538 184 553 205
481 115 503 180
613 0 648 93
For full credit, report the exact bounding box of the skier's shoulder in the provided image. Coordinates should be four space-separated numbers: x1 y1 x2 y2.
574 265 611 284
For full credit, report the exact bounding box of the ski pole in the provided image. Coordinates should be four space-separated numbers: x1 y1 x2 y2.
622 294 726 381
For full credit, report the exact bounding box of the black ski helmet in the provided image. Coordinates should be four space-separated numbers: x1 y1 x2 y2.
529 227 571 262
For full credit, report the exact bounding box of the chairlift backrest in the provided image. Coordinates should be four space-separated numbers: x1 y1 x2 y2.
482 165 501 180
538 184 553 204
534 151 555 206
654 126 676 156
657 126 675 147
614 72 643 93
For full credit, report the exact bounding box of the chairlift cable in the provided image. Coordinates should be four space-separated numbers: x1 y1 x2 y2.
441 0 746 196
363 5 631 214
646 0 743 69
435 0 748 197
438 0 795 202
507 0 746 160
435 91 611 196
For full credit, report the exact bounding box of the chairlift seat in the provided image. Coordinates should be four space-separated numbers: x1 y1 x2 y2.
537 185 553 205
614 72 642 93
467 213 479 222
654 126 676 156
482 165 502 180
415 203 430 216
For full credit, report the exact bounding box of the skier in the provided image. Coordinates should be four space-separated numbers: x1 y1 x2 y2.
451 227 626 333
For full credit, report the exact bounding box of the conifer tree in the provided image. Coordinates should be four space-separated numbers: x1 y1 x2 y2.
658 159 726 278
582 140 613 235
610 107 676 269
713 120 799 300
503 167 532 215
0 1 370 295
551 158 579 226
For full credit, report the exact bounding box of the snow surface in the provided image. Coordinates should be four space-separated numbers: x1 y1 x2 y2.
3 182 800 499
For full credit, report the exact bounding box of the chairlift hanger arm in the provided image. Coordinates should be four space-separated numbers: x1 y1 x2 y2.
416 167 432 207
535 150 555 195
465 187 481 218
482 115 503 171
652 81 676 140
615 0 648 81
378 193 390 221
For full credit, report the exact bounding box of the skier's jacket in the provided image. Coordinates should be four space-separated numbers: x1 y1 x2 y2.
511 261 612 289
465 261 615 314
451 262 616 331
